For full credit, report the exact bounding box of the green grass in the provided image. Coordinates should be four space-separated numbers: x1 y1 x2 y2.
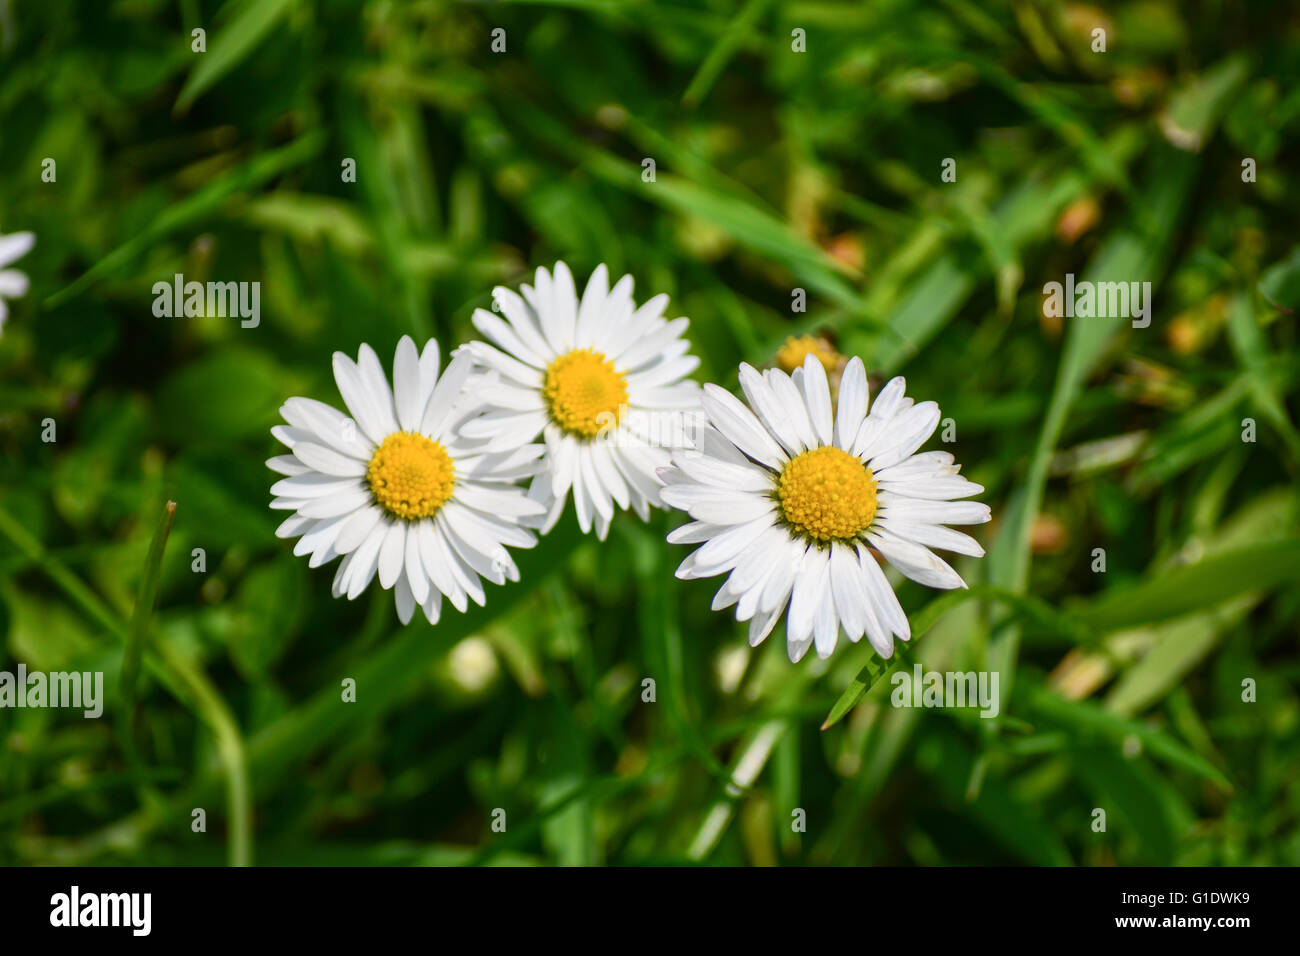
1 0 1299 866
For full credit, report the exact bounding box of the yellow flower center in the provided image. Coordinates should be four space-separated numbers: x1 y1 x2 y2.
543 348 629 438
775 335 840 375
776 446 877 543
366 431 455 520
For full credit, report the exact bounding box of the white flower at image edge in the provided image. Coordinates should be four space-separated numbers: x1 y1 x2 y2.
462 261 702 540
661 355 991 663
269 336 547 625
0 230 36 333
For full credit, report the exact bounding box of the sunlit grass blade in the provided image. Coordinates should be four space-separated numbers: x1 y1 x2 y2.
1073 539 1300 632
44 132 325 308
681 0 774 108
175 0 297 112
822 586 1086 730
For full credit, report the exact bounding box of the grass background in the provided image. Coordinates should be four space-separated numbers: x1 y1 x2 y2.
1 0 1299 866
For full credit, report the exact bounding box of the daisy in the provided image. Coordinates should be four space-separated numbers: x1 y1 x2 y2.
0 230 35 334
660 354 990 663
774 334 840 376
461 262 702 540
268 336 547 625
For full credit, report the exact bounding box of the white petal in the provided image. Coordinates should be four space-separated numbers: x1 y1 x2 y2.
345 525 386 599
877 495 991 525
702 384 786 470
333 351 394 446
747 603 783 648
335 504 384 554
417 520 461 609
868 402 941 471
812 592 839 658
766 369 820 451
659 485 773 525
0 232 35 269
281 397 372 459
419 339 442 403
575 263 610 345
671 450 772 493
876 516 985 557
0 269 29 298
293 442 367 478
298 486 372 519
868 528 966 590
835 357 869 450
377 521 407 589
421 350 475 439
666 520 726 545
794 355 834 447
267 454 311 476
393 336 425 432
828 543 865 641
394 574 416 624
786 545 828 648
857 543 910 650
689 516 777 576
271 474 359 498
454 482 548 518
877 473 984 501
492 287 554 362
356 344 400 434
738 364 803 457
472 308 547 368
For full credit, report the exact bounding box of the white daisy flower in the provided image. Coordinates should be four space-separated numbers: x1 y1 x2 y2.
661 354 991 663
461 261 702 540
0 230 36 334
268 336 548 625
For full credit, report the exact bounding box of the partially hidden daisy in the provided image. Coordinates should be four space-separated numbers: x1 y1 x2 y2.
660 354 991 663
269 336 547 625
0 230 35 334
461 262 702 540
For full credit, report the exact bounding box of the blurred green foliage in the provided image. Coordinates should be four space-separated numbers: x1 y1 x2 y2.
1 0 1299 866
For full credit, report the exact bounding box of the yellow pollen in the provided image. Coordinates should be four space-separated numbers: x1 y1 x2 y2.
776 446 877 543
366 431 455 520
775 335 840 375
543 348 629 438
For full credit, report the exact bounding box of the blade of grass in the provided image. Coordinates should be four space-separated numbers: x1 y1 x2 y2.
1025 684 1232 790
121 501 176 706
986 147 1199 710
681 0 774 108
822 585 1087 730
175 0 298 113
0 499 253 866
1072 538 1300 632
44 131 325 308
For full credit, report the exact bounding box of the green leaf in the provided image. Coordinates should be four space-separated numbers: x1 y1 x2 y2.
175 0 298 112
121 500 177 707
227 559 307 678
1026 685 1232 790
1073 539 1300 632
681 0 774 108
1258 246 1300 311
1158 55 1250 152
1227 292 1300 460
156 347 289 443
44 131 324 308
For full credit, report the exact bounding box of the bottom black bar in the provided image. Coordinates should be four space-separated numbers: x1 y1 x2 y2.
1 865 1281 941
